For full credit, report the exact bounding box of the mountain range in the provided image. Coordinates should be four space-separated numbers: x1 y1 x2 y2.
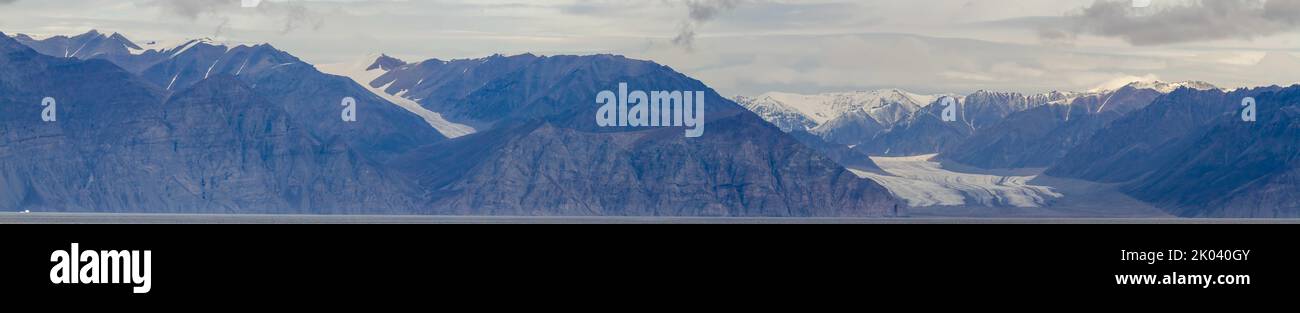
1 31 444 213
1046 86 1299 217
737 80 1298 217
0 30 899 217
942 81 1217 169
5 29 1297 218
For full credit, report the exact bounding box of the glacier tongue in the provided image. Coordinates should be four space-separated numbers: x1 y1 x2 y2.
851 154 1063 208
318 55 477 138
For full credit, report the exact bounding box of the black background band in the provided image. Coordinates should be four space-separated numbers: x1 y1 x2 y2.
1 224 1294 306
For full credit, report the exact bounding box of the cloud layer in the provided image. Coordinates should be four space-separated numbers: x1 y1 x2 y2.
1050 0 1300 45
141 0 322 34
0 0 1296 96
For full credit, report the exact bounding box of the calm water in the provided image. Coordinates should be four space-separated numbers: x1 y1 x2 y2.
3 212 1299 224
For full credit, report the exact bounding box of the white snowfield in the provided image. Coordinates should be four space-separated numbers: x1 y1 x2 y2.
851 154 1062 208
748 89 937 127
318 55 477 139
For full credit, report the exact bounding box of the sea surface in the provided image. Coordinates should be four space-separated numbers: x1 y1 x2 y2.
3 213 1298 224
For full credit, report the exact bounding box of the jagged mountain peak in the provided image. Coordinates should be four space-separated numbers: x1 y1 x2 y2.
1090 79 1221 94
0 31 26 51
42 29 137 46
1123 80 1219 93
148 37 282 58
748 89 935 127
163 38 225 56
105 32 142 50
72 29 101 38
367 54 407 71
968 89 1017 96
13 29 147 58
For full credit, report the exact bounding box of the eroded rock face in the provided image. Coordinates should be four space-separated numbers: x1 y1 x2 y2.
1121 89 1300 218
1046 88 1268 183
384 54 900 217
405 115 898 217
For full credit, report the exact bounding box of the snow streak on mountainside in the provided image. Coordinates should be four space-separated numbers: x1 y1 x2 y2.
318 54 477 138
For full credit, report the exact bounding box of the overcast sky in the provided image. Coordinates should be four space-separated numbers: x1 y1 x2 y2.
2 0 1298 96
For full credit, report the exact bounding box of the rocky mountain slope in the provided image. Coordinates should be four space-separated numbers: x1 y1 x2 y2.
3 30 900 217
1048 85 1299 217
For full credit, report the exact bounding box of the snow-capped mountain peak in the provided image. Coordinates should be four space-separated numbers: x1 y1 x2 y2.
734 94 817 133
12 29 144 58
743 89 935 128
1124 80 1219 93
167 38 216 57
1090 79 1220 94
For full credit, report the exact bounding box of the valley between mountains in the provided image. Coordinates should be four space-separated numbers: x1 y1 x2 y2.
737 81 1300 218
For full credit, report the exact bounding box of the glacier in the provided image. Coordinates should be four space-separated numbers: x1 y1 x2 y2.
318 55 477 138
850 154 1062 208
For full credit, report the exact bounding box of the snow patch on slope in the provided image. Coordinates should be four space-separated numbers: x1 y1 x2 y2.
850 154 1062 208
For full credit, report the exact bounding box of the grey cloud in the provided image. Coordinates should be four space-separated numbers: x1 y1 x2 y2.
686 0 740 22
145 0 227 19
213 18 230 39
672 24 698 49
141 0 323 35
0 0 18 4
672 0 743 51
1036 27 1077 47
561 0 629 15
276 1 322 34
1047 0 1300 45
564 0 748 51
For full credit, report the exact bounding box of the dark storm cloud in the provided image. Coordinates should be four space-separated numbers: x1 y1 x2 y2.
1046 0 1300 45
